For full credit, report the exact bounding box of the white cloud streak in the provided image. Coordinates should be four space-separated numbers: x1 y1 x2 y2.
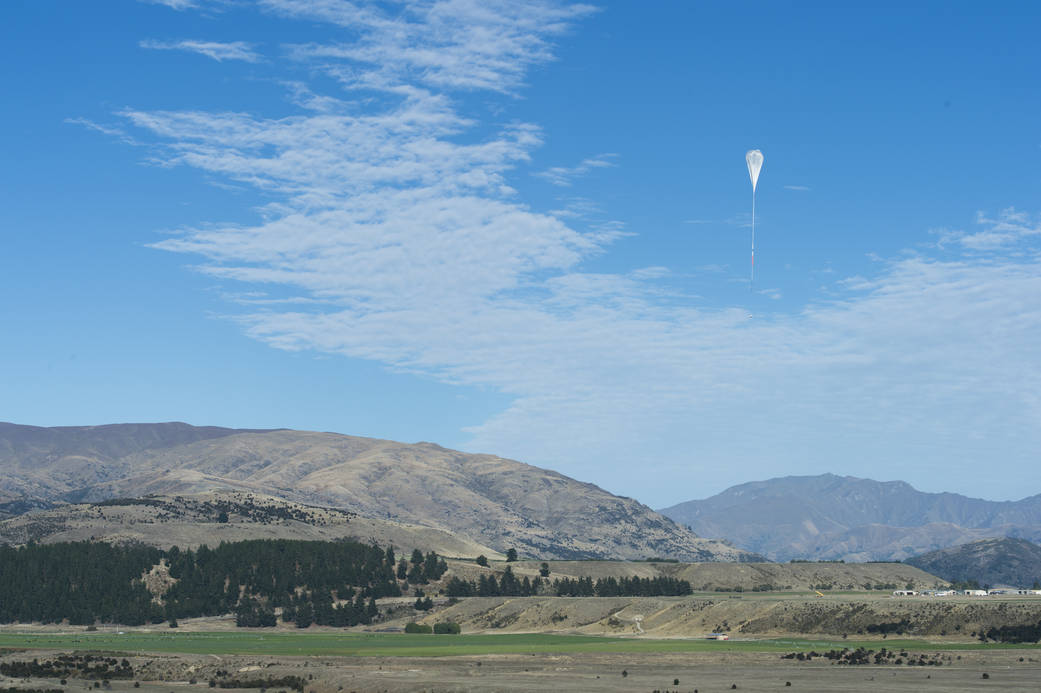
65 118 140 145
535 153 617 186
961 209 1040 250
273 0 597 94
140 0 200 10
108 0 1041 504
141 39 263 63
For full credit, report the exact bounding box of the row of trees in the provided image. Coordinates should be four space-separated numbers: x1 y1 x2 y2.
443 571 693 598
444 568 544 597
0 539 448 626
395 550 448 584
1 538 703 626
162 539 404 621
405 621 460 634
279 590 379 628
0 542 162 625
979 620 1041 643
553 575 693 597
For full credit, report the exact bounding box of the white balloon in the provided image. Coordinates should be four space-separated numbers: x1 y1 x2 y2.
746 149 764 192
745 149 763 287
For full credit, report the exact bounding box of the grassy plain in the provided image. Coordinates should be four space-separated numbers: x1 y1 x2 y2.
3 631 1041 692
1 631 1039 657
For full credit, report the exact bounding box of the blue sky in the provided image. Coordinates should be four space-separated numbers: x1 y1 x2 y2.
2 0 1039 507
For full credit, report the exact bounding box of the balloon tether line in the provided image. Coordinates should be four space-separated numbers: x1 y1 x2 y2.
744 149 763 294
750 187 756 290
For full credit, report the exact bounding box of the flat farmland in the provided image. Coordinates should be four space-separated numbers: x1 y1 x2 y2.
4 591 1041 691
1 633 1040 693
1 630 1040 656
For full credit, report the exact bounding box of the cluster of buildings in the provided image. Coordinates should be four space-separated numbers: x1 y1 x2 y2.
893 588 1041 597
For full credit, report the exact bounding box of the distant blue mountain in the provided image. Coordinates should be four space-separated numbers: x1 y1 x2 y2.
659 474 1041 562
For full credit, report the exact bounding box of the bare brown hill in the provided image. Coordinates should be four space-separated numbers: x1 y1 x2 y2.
405 592 1041 639
0 422 751 561
906 537 1041 588
493 559 941 592
0 422 272 506
0 492 501 558
379 561 1028 639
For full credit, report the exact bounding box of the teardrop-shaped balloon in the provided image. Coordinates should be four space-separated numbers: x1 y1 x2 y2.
746 149 764 192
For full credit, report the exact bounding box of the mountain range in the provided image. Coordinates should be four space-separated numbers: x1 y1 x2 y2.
906 537 1041 588
8 423 1036 564
0 422 752 562
659 473 1041 562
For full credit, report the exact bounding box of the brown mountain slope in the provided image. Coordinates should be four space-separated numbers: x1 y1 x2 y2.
485 559 940 592
408 593 1041 638
906 538 1041 587
0 422 275 505
0 491 501 558
0 423 752 561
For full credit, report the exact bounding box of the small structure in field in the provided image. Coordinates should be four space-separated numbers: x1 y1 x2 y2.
892 590 917 596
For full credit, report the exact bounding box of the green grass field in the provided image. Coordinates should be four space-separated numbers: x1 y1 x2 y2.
0 632 1038 657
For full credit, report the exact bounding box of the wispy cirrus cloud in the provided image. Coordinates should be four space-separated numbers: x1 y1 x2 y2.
140 39 263 63
98 0 1041 504
784 184 811 191
140 0 200 10
535 153 617 186
549 197 602 219
276 0 597 94
950 208 1041 251
65 118 140 145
